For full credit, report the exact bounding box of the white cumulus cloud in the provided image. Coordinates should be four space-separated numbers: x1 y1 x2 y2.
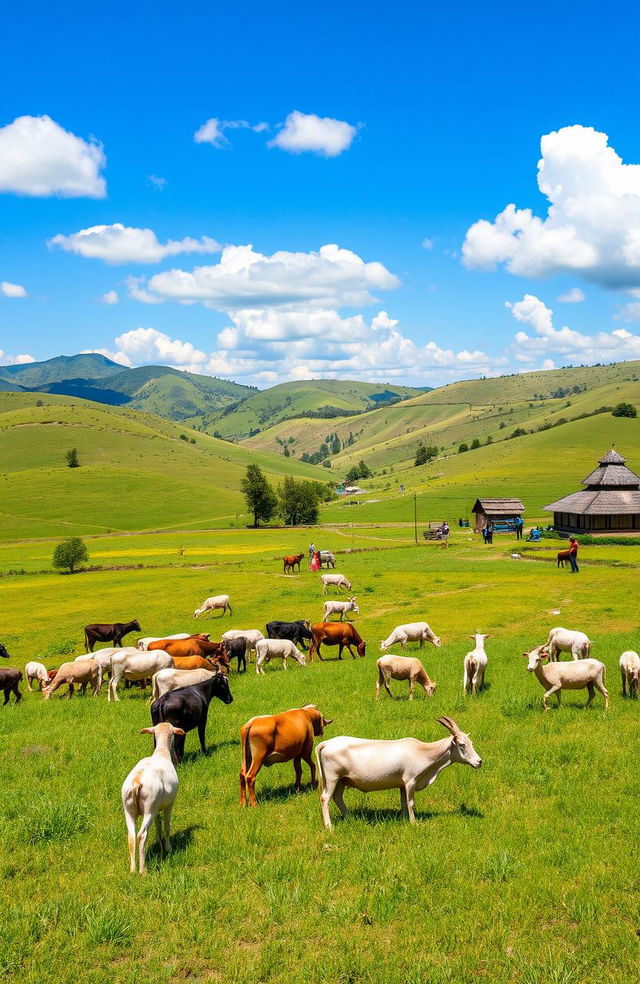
194 118 268 147
100 290 119 305
81 347 132 366
49 223 220 265
0 115 106 198
463 125 640 289
114 327 207 366
0 350 35 365
557 287 585 303
269 111 358 157
1 281 27 298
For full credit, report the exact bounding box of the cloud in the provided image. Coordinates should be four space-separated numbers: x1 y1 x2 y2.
508 292 640 363
100 290 119 305
269 111 358 157
81 347 132 366
114 327 207 366
148 174 166 190
614 301 640 323
1 281 27 298
557 287 585 303
463 125 640 289
135 243 399 309
194 118 268 147
0 115 106 198
0 350 35 365
49 223 220 265
422 238 434 250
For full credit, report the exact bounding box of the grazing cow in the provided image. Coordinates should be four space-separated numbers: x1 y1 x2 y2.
463 633 489 695
149 638 226 660
283 554 304 574
323 597 359 622
620 651 640 698
109 650 173 702
223 637 247 673
122 722 184 875
0 667 22 705
266 620 313 651
25 661 49 691
255 639 306 675
320 573 352 594
380 622 441 651
151 667 216 702
557 550 571 568
137 633 209 651
171 654 228 673
222 629 264 662
84 620 141 652
240 705 333 806
524 648 608 710
150 672 233 761
194 595 232 618
376 655 436 700
43 659 101 699
309 623 366 661
319 551 336 569
316 716 482 829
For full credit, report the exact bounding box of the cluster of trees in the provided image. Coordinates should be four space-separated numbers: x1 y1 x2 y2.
612 402 637 418
344 460 372 483
414 443 438 466
300 432 342 465
240 464 334 527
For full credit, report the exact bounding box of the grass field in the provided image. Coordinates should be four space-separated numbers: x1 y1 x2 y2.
2 529 640 984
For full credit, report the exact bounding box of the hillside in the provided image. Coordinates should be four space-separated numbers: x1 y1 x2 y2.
189 379 424 441
0 392 325 539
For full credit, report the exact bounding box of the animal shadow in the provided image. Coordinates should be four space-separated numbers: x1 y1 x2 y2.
259 781 317 804
146 824 201 862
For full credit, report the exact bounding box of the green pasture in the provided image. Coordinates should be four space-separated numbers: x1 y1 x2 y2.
1 532 640 983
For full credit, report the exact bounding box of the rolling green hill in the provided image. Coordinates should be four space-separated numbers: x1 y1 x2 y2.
0 392 325 539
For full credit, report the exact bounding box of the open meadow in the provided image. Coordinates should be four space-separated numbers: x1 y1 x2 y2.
1 528 640 984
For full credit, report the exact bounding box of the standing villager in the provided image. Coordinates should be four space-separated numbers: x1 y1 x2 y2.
568 536 579 573
308 543 316 567
486 521 494 544
310 550 321 573
481 525 488 544
515 515 524 540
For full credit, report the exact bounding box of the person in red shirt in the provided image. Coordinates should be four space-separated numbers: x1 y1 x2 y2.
568 537 579 573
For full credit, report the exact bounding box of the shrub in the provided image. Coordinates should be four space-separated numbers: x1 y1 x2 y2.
458 443 469 453
65 448 79 468
470 438 481 449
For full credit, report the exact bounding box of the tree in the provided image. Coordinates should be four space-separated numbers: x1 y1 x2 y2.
458 443 469 453
240 463 277 528
52 536 88 574
277 476 321 525
65 448 79 468
415 444 439 467
471 438 481 449
612 402 637 418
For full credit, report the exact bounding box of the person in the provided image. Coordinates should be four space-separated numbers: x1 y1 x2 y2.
568 536 579 573
486 521 494 544
308 543 316 565
438 520 450 539
515 515 524 540
310 549 321 572
481 525 488 544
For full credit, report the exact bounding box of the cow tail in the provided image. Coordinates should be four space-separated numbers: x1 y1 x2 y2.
315 741 325 792
242 725 252 776
84 628 89 652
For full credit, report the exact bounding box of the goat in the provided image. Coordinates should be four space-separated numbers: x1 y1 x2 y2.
376 655 436 700
25 661 49 691
524 648 608 710
323 597 359 622
463 633 489 695
380 622 441 651
620 651 640 698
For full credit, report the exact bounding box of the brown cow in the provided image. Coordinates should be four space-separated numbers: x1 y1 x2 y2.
84 620 141 651
557 550 571 568
309 622 366 661
171 654 229 673
149 638 226 660
240 704 333 806
283 553 304 574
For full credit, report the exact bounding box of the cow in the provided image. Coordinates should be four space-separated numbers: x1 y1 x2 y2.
43 659 101 699
84 620 141 652
221 629 264 663
137 633 210 651
266 620 314 651
283 554 304 574
171 654 228 673
240 705 333 806
223 637 247 673
150 673 233 762
557 550 571 568
149 638 227 661
309 623 366 661
0 646 22 705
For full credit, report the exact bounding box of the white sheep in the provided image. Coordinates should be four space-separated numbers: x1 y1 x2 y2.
121 722 185 875
25 661 49 691
545 627 591 661
194 594 232 618
524 648 608 711
320 573 352 594
380 622 441 651
254 639 306 675
620 651 640 698
376 655 436 700
463 633 489 695
323 597 359 621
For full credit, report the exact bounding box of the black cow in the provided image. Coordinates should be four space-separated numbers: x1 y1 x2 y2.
150 672 233 762
266 620 314 651
0 644 9 660
84 620 141 652
0 646 22 705
223 637 247 674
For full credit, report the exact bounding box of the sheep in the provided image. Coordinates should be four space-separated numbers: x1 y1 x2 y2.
376 655 436 700
524 648 608 711
194 594 232 618
121 722 185 875
463 633 489 695
151 666 216 702
320 573 352 594
323 597 359 621
620 651 640 698
43 659 101 699
546 627 591 661
25 660 49 691
380 622 441 651
254 639 306 675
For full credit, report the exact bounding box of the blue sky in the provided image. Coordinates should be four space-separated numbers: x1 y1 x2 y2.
1 0 639 386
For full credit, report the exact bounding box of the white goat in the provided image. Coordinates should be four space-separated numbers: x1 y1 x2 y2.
25 660 49 691
316 716 482 829
323 597 359 621
545 627 591 661
320 573 352 594
524 648 608 710
376 655 436 700
463 633 489 694
121 722 185 875
151 666 216 702
254 639 306 675
380 622 441 651
620 651 640 698
194 594 232 618
109 650 173 702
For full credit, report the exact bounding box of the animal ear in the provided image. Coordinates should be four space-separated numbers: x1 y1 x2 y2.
172 727 186 736
140 727 155 734
522 653 529 658
322 717 333 725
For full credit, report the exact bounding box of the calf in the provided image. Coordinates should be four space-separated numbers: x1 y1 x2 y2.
376 655 436 700
255 639 306 675
557 550 571 568
194 594 232 618
150 672 233 762
84 620 141 652
109 650 173 702
323 597 359 622
463 633 489 695
121 722 184 875
0 667 22 705
43 659 101 699
320 573 352 594
316 716 482 829
222 629 264 663
240 705 333 806
266 620 313 651
223 637 247 673
620 651 640 698
524 648 608 710
380 622 441 651
283 554 304 574
25 660 49 691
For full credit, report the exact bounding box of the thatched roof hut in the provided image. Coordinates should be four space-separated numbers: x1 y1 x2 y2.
471 498 525 533
544 447 640 534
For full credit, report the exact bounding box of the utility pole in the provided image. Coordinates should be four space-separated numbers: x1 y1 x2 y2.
414 492 418 545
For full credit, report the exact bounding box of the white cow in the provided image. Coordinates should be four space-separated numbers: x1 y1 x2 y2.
620 651 640 698
545 627 591 661
323 597 359 622
194 594 232 618
221 629 264 662
109 650 173 702
380 622 441 651
463 633 489 695
151 667 216 702
524 648 608 710
320 573 352 594
25 661 49 691
316 716 482 829
255 639 306 675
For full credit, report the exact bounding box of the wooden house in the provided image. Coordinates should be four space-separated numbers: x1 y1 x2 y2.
544 447 640 534
471 497 525 533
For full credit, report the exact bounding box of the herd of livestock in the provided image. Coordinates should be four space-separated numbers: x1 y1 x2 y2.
1 558 639 874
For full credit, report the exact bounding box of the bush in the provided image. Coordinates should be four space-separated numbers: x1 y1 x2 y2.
458 443 469 453
65 448 79 468
52 536 88 574
470 438 481 449
612 402 637 418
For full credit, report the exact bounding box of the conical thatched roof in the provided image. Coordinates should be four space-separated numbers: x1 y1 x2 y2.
544 447 640 516
582 447 640 490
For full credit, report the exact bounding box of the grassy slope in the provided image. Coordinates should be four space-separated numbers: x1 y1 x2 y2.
1 537 639 983
0 393 325 539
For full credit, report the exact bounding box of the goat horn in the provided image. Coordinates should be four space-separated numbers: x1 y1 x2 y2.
436 716 461 738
